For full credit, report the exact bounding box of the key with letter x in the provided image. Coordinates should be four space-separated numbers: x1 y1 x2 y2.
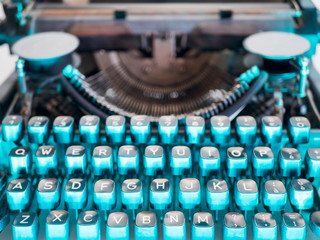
46 210 69 240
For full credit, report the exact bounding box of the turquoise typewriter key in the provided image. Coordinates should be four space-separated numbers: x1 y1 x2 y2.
235 179 258 211
77 211 100 240
35 145 57 175
105 115 126 144
253 213 277 240
179 178 201 209
92 146 113 175
93 179 116 210
135 211 158 240
185 116 205 144
107 212 130 240
9 147 32 175
281 213 306 240
235 116 257 145
118 145 139 175
121 179 143 210
130 115 151 143
64 179 87 210
223 212 247 240
289 179 313 210
207 179 229 210
310 211 320 237
27 116 50 143
150 179 172 210
1 115 24 142
158 116 178 144
210 115 231 145
261 116 282 144
305 148 320 177
171 146 192 175
46 210 69 240
163 211 186 240
79 115 100 144
191 212 214 240
227 147 247 177
36 178 60 209
263 180 287 211
199 147 220 177
65 145 86 175
288 116 310 144
144 145 165 176
12 212 38 240
53 116 74 144
252 147 274 177
7 179 31 211
279 148 302 177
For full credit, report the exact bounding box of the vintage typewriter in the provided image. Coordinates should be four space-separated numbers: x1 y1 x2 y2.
0 0 320 239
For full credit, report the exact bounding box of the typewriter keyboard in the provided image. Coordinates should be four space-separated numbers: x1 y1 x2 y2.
1 114 320 240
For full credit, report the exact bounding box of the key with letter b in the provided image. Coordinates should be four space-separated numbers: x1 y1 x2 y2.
135 212 158 240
